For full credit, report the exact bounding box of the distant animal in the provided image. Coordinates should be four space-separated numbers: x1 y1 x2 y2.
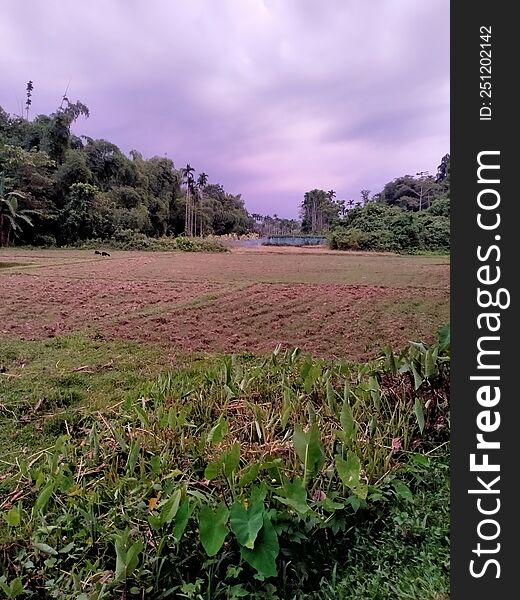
101 251 111 257
94 250 102 255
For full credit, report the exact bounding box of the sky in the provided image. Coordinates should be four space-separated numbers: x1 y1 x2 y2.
0 0 449 218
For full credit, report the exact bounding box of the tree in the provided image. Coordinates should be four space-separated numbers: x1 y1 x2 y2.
60 182 105 242
375 174 442 212
25 81 34 121
435 153 450 193
196 172 208 236
0 176 36 246
43 99 89 165
360 189 371 204
300 189 341 233
182 163 195 236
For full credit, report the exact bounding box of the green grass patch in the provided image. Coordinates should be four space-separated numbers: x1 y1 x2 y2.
0 335 171 470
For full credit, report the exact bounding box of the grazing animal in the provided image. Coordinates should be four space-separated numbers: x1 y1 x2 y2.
94 250 102 255
101 251 111 257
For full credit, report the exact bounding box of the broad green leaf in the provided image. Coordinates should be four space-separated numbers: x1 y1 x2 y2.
173 497 191 542
368 376 380 411
204 460 220 481
240 515 279 579
292 423 324 486
340 401 356 442
335 453 361 490
326 379 337 412
414 398 425 434
424 349 438 379
411 453 430 467
207 417 228 445
353 483 369 500
149 455 161 475
147 515 162 531
348 496 361 512
114 532 128 581
437 324 450 352
222 442 241 478
199 503 229 556
4 506 20 528
411 362 423 390
160 489 182 525
125 540 144 577
274 478 308 515
321 497 345 511
34 481 54 512
393 480 414 502
33 542 58 556
299 360 312 381
9 578 23 598
59 542 75 554
238 462 261 487
228 584 249 598
230 493 264 549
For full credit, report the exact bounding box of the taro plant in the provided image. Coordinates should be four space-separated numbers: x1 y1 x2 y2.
0 328 450 597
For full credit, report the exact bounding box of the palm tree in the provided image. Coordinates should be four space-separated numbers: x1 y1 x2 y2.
182 164 195 236
196 172 208 237
0 177 36 247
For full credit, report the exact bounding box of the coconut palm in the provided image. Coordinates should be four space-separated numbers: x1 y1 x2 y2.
0 177 36 247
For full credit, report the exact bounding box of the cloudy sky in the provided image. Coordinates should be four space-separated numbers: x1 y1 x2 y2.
0 0 449 217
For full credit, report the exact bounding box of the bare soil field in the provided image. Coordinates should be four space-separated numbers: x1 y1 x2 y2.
0 248 449 360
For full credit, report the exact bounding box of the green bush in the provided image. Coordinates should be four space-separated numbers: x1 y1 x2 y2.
330 228 371 250
32 234 56 247
329 202 449 254
416 214 450 251
71 230 229 252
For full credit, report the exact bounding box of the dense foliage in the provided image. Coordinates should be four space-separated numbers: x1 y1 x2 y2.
329 155 450 253
1 86 450 253
1 328 450 598
0 100 253 248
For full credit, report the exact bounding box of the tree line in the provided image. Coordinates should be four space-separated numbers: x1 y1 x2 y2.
299 154 450 252
0 88 253 247
1 83 450 252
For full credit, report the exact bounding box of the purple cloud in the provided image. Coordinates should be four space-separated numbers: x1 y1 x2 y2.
0 0 449 217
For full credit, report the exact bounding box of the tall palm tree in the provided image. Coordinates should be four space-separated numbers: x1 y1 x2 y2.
182 164 195 236
0 177 36 247
196 172 208 237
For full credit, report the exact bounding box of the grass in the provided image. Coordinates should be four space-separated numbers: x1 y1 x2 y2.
0 332 450 599
315 450 450 600
0 335 173 470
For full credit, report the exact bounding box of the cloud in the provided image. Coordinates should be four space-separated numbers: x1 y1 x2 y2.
0 0 449 217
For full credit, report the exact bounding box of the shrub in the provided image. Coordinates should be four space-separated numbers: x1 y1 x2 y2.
32 234 56 247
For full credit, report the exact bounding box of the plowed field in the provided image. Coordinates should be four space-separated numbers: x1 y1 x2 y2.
0 248 449 360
